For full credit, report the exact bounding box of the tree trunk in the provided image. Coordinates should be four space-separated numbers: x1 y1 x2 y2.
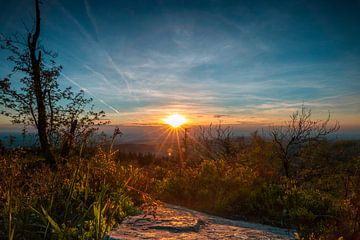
29 0 56 169
283 157 290 178
61 119 78 158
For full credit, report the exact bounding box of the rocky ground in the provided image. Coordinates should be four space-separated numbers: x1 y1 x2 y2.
110 203 294 239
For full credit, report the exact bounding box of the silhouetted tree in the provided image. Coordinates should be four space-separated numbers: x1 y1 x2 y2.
0 0 106 167
269 105 339 178
195 123 237 162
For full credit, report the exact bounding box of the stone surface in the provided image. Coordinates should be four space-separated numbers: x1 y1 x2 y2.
109 204 294 240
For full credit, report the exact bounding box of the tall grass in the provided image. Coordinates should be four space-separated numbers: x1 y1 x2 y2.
0 133 138 239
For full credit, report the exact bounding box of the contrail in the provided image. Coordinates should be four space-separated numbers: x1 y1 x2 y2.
83 64 124 95
60 72 121 114
57 0 134 97
84 0 99 41
103 50 134 97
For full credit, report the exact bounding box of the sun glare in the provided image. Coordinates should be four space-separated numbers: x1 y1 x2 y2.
164 114 187 128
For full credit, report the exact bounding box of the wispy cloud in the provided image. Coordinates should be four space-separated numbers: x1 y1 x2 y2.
2 0 358 128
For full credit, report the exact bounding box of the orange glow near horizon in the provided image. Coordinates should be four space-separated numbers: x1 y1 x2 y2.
163 114 188 128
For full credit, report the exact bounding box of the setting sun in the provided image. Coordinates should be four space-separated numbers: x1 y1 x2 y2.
163 114 188 128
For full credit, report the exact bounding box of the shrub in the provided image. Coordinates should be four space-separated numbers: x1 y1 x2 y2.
248 178 343 237
157 159 257 215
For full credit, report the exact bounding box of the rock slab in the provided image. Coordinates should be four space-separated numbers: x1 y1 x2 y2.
110 204 294 240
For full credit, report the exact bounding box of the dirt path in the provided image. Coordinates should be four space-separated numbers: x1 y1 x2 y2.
110 204 294 239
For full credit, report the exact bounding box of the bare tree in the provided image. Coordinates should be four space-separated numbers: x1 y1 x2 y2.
0 0 56 167
0 0 106 167
269 105 339 178
195 123 238 162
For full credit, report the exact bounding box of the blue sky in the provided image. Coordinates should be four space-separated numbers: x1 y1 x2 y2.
0 0 359 130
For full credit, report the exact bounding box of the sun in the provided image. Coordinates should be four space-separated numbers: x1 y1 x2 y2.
163 114 188 128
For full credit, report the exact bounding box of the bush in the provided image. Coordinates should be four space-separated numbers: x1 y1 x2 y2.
248 179 344 237
157 159 256 215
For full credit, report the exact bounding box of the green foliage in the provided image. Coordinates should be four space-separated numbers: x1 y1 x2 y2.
248 179 343 235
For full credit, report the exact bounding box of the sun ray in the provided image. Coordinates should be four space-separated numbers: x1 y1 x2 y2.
156 127 174 157
175 129 183 165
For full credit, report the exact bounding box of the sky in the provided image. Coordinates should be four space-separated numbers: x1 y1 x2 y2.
0 0 359 134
